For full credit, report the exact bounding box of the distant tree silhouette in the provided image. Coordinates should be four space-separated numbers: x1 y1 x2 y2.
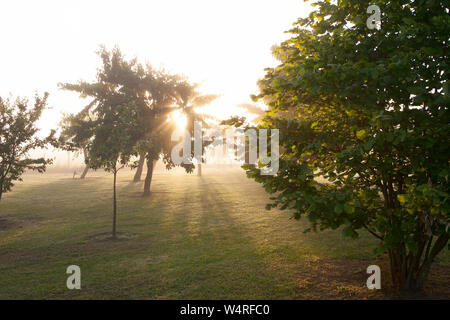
174 82 219 177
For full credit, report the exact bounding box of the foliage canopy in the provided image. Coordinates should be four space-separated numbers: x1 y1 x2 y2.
0 93 54 200
248 0 449 290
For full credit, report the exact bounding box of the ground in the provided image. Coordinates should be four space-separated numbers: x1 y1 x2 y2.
0 166 449 299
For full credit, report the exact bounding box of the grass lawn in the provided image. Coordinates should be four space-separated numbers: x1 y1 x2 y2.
0 166 449 299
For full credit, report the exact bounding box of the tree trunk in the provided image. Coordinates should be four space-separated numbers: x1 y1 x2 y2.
133 155 145 182
197 163 202 176
389 234 450 291
112 170 117 238
143 159 155 197
80 149 89 179
390 253 423 291
0 190 2 201
80 165 89 179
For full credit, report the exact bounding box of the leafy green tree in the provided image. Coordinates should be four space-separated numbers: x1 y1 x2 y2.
248 0 449 291
60 46 195 197
0 93 54 200
86 101 140 238
130 68 198 196
129 69 192 195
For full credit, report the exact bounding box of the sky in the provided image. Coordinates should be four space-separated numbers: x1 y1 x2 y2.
0 0 312 166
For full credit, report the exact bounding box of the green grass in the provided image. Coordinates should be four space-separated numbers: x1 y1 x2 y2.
0 167 448 299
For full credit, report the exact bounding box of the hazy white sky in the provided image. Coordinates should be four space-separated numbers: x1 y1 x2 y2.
0 0 312 137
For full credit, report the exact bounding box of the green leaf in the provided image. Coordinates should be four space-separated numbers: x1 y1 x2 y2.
397 194 408 203
356 129 366 140
342 226 358 239
343 204 355 214
334 203 344 214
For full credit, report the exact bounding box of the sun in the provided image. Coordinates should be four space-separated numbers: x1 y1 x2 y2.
170 109 187 129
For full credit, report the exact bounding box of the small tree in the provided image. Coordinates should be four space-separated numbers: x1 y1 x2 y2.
0 93 54 201
249 0 449 291
85 101 140 238
58 48 142 237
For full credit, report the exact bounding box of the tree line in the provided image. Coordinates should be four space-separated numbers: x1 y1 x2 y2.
1 46 217 238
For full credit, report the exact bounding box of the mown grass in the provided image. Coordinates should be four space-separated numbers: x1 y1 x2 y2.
0 167 448 299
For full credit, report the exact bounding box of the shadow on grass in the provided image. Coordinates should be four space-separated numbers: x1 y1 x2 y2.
0 172 448 299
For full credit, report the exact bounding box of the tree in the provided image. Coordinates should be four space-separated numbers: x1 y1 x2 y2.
60 46 195 197
248 0 449 291
0 93 54 200
134 70 197 196
59 49 142 237
174 82 220 177
86 101 140 238
131 80 219 180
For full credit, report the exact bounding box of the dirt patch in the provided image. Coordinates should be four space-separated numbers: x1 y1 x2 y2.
293 258 450 299
0 216 38 231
